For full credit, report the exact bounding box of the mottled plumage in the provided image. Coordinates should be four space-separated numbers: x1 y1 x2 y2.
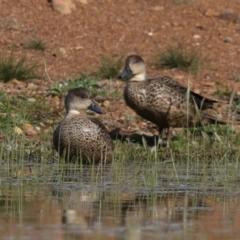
53 87 114 163
119 55 224 146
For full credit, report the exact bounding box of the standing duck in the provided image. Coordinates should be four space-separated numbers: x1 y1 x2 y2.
119 55 224 146
53 87 114 163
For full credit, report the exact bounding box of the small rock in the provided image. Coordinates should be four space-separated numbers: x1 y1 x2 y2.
77 0 88 4
150 6 164 11
35 126 41 132
27 98 36 102
75 45 84 51
172 22 179 27
46 119 54 124
39 122 46 127
23 123 38 136
224 37 233 43
59 47 66 56
11 79 24 86
26 83 37 90
52 96 61 107
14 126 23 135
205 9 220 17
103 100 110 109
193 34 201 39
52 0 76 15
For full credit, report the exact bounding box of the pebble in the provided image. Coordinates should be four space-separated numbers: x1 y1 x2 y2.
27 98 36 102
77 0 88 4
75 45 84 50
23 123 38 136
151 6 164 11
39 122 46 127
26 83 37 90
103 100 110 109
59 47 66 56
14 126 23 135
35 126 41 132
52 0 76 15
193 34 201 39
11 79 24 86
224 37 233 43
205 9 220 17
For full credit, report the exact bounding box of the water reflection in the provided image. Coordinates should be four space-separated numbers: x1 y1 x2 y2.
0 169 239 239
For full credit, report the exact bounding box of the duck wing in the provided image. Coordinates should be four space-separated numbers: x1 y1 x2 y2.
151 76 217 110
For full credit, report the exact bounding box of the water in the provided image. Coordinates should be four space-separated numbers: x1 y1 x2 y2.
0 163 240 240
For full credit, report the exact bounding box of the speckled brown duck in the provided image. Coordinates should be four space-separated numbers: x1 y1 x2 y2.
53 87 114 163
119 55 224 146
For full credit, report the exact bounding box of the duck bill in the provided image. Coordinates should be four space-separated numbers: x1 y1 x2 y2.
88 101 105 114
118 67 132 79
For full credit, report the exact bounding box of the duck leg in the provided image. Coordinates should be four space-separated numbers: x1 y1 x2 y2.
166 127 173 148
158 127 172 147
157 127 164 146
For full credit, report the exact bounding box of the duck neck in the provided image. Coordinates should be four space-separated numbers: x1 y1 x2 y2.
67 109 81 115
130 72 146 82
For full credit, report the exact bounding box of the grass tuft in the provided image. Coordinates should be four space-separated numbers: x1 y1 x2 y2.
0 54 40 82
214 88 232 99
48 74 107 97
155 44 203 74
26 39 46 51
229 70 240 82
94 55 123 79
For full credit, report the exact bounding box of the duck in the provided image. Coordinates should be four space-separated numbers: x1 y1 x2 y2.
53 87 114 163
119 55 224 147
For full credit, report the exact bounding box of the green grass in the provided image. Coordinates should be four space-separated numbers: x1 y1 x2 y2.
0 82 239 195
0 76 239 240
48 74 108 97
155 44 203 74
0 54 40 82
214 88 232 99
0 115 239 196
0 90 54 164
26 39 46 51
93 55 123 79
229 70 240 82
0 91 50 134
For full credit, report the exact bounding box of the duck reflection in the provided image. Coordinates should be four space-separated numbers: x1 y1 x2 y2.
54 185 211 239
0 183 238 240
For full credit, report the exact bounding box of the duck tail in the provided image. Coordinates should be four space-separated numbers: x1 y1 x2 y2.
202 113 227 125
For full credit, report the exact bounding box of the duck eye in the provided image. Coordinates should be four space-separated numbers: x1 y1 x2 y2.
80 95 87 99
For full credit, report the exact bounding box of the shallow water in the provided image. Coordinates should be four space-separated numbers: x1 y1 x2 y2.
0 162 240 240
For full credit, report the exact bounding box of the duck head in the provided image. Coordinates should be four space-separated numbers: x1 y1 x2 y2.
119 55 146 81
64 87 105 114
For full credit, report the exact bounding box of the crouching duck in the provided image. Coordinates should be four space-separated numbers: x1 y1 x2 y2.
53 87 114 163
